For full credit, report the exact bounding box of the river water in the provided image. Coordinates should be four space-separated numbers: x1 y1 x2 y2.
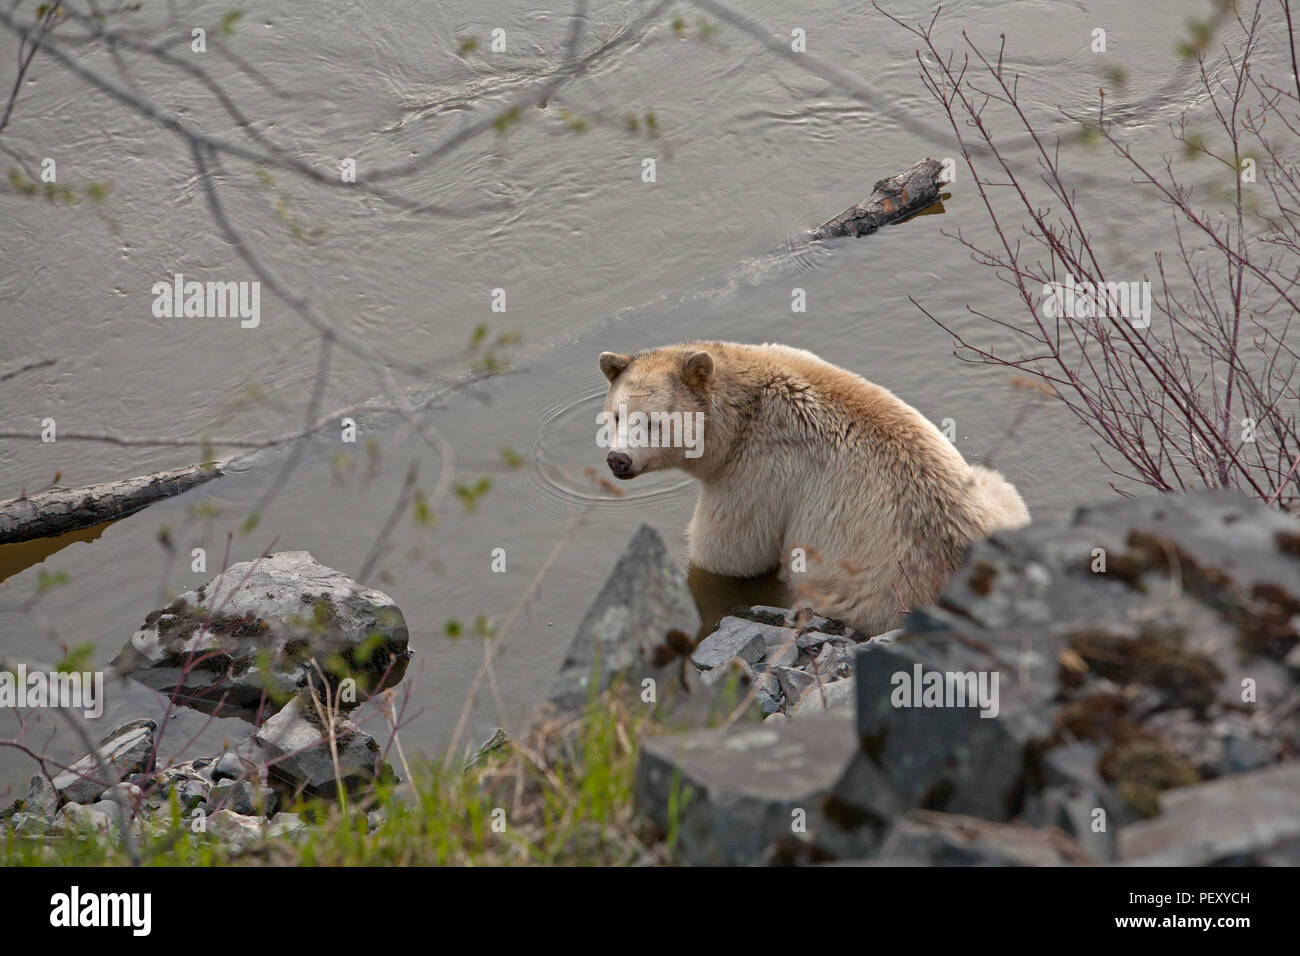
0 0 1277 792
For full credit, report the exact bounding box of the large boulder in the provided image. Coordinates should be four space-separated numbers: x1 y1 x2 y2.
635 708 862 865
548 525 701 711
816 489 1300 862
1117 761 1300 864
112 551 411 722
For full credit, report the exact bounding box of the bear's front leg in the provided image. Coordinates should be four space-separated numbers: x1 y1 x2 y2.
685 491 783 577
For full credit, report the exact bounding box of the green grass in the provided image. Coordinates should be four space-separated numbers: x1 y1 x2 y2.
2 692 674 866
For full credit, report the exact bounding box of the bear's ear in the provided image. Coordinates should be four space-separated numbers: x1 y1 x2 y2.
599 351 633 383
682 350 714 390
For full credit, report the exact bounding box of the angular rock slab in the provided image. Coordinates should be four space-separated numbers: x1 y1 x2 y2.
52 718 157 806
872 810 1092 866
635 709 859 866
690 617 781 676
113 550 411 722
254 696 392 799
549 525 701 711
1118 761 1300 865
851 636 1051 822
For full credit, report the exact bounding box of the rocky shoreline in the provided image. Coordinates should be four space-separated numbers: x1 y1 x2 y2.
631 490 1300 865
4 489 1298 865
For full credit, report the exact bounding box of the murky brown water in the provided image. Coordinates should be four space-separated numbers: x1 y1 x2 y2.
0 0 1273 793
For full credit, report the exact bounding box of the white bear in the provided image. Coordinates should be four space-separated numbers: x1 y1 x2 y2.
598 341 1030 634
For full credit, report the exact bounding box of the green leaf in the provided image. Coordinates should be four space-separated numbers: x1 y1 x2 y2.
36 569 69 593
56 642 94 674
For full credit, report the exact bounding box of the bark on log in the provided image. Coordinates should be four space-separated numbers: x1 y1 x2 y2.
0 461 228 545
809 158 946 241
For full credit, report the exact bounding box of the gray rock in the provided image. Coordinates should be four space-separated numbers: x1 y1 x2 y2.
1020 782 1117 862
52 718 156 806
211 751 246 782
88 798 132 827
548 525 701 711
154 766 211 811
102 782 143 817
1118 761 1300 864
210 779 274 816
848 637 1050 821
265 811 308 839
877 810 1093 866
775 665 817 704
254 695 392 799
54 801 118 837
635 708 858 865
1038 741 1138 832
112 551 411 722
690 617 771 676
10 811 51 835
813 640 857 680
751 667 783 714
1285 641 1300 673
25 774 59 817
812 750 902 861
1142 709 1282 778
206 809 263 848
790 675 856 716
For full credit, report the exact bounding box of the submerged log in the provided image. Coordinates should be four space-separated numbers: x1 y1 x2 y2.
810 158 946 241
0 461 227 545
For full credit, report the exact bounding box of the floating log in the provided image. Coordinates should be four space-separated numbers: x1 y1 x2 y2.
0 461 228 545
810 158 946 241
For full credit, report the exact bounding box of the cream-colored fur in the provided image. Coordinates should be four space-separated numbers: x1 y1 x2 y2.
598 342 1030 634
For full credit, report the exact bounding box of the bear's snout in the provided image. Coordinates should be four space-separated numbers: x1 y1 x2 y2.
607 450 635 479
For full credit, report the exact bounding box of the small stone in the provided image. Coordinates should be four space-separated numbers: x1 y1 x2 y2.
25 774 59 818
790 676 856 716
52 718 156 806
265 811 308 839
254 695 392 798
10 812 51 835
690 618 772 673
55 802 118 837
206 809 263 848
211 779 273 816
775 666 816 704
211 751 246 782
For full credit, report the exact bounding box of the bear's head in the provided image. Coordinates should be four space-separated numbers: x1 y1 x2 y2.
597 347 715 480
